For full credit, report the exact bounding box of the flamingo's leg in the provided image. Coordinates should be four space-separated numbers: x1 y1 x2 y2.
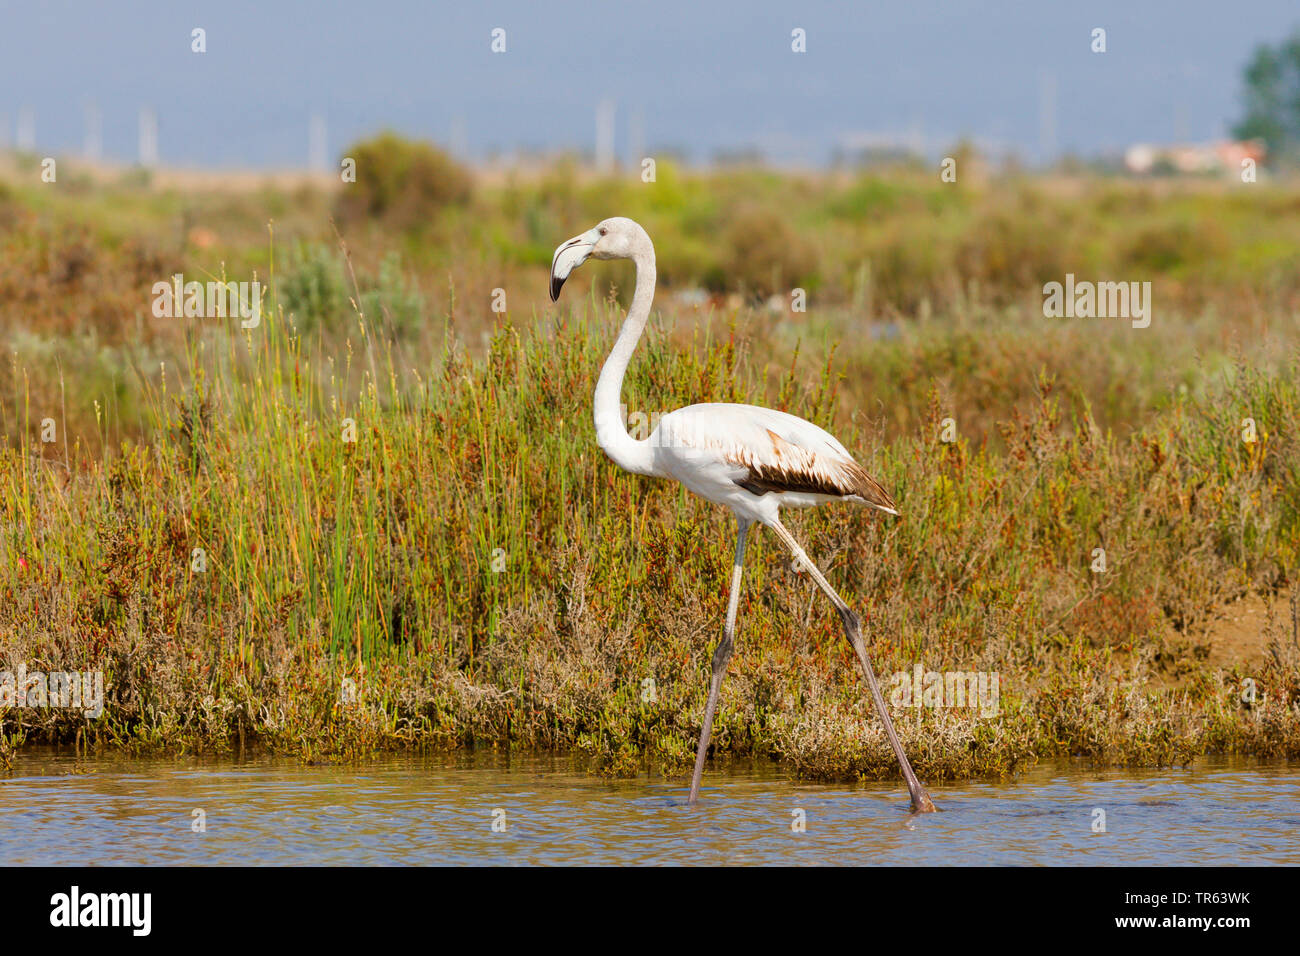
688 517 750 805
768 519 938 814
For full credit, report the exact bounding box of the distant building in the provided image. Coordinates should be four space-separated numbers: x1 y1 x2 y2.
1124 139 1267 176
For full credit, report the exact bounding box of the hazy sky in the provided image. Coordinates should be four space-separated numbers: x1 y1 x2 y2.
1 1 1296 168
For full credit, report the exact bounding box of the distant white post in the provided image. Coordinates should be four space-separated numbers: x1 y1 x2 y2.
1038 73 1056 166
629 108 645 169
450 115 468 158
138 107 158 167
596 98 615 174
309 111 328 171
16 107 35 151
84 102 102 161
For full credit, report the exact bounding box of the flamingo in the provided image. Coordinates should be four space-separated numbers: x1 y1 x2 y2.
550 217 937 814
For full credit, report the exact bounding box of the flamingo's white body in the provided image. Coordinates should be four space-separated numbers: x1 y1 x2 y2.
551 217 936 813
646 403 899 525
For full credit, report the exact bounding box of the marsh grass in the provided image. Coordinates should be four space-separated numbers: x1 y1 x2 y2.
2 274 1297 779
1 168 1299 781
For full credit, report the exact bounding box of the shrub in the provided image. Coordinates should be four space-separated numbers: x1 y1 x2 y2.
334 132 472 230
278 242 424 338
359 252 425 338
719 206 817 299
279 241 347 331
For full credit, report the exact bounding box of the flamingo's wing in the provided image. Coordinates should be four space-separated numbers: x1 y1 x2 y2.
654 403 898 513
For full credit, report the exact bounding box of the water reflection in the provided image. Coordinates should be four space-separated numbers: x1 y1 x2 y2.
0 751 1295 865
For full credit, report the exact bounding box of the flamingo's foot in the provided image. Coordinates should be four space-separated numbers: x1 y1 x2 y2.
910 791 939 814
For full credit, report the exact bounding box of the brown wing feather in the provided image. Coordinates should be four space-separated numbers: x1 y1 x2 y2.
730 430 897 511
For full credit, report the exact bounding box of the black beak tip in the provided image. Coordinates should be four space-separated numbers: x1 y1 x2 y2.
549 275 564 302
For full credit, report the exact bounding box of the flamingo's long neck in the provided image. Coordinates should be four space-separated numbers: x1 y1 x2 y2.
593 248 658 476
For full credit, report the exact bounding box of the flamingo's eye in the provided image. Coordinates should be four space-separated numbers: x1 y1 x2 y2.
598 227 608 236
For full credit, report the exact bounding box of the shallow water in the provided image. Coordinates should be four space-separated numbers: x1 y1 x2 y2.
1 751 1296 865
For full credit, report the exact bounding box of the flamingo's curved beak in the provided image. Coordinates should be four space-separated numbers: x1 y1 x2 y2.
550 228 599 302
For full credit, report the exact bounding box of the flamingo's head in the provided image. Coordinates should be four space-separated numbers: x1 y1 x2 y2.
549 217 651 302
